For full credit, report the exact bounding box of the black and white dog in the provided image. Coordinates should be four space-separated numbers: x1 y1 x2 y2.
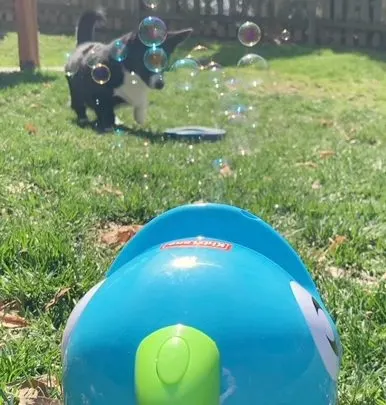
65 10 192 131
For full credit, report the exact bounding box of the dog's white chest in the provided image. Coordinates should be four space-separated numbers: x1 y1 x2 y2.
113 71 148 108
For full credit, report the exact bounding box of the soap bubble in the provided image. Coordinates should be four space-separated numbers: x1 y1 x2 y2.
206 61 225 88
280 29 291 42
225 77 244 92
185 44 209 70
144 46 168 73
237 53 268 69
212 158 229 171
110 39 128 62
91 64 111 85
236 54 268 90
64 52 78 77
142 0 160 9
224 103 254 124
238 21 262 47
129 71 139 85
86 44 103 68
187 44 209 58
138 16 167 47
171 58 200 91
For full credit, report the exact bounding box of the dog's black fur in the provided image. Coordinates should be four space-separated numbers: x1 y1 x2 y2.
65 10 192 131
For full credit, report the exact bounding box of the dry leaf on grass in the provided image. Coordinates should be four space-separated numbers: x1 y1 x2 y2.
0 300 20 311
295 161 318 169
327 266 345 279
19 389 60 405
100 225 143 248
219 164 233 177
0 301 28 329
319 150 336 159
95 184 123 197
24 123 38 135
20 374 60 394
19 374 61 405
328 235 348 254
356 272 379 288
238 147 252 157
311 180 322 190
45 287 71 311
319 119 334 128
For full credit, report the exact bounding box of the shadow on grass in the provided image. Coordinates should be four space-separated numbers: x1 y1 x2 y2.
177 37 386 67
73 119 166 142
75 120 222 143
0 71 58 90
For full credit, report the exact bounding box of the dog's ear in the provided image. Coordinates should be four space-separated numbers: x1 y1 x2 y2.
164 28 193 53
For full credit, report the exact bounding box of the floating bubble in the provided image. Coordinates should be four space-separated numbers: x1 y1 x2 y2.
142 0 160 9
249 78 264 89
224 103 254 124
86 45 103 68
236 54 268 90
206 61 225 88
237 53 268 70
129 71 138 85
65 65 77 78
185 44 209 69
64 52 78 77
280 29 291 42
212 158 233 178
144 46 168 73
110 39 128 62
212 158 229 170
91 64 112 85
238 21 262 47
87 53 100 68
138 16 167 47
171 58 200 91
225 77 244 92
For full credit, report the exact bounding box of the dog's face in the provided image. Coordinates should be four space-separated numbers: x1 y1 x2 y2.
121 28 193 90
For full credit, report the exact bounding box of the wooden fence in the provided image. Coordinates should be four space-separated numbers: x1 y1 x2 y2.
1 0 386 49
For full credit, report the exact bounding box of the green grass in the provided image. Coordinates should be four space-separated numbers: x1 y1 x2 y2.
0 33 385 404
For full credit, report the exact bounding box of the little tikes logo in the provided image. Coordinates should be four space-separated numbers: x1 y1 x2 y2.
161 239 233 251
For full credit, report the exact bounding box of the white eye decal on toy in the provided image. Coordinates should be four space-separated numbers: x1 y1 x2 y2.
290 281 340 381
61 279 106 357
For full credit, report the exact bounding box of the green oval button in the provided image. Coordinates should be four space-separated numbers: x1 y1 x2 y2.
156 336 190 385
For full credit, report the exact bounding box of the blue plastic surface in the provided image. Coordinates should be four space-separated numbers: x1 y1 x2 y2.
108 203 321 299
62 203 342 405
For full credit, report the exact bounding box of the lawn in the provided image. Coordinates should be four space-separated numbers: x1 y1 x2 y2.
0 32 385 404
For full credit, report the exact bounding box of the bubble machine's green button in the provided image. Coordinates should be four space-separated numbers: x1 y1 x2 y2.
157 336 190 384
135 325 220 405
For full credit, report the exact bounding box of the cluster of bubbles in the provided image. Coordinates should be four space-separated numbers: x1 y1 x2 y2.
65 4 170 84
64 0 292 187
139 16 169 72
168 20 268 130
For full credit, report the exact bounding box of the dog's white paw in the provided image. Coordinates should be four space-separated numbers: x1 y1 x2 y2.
134 107 147 126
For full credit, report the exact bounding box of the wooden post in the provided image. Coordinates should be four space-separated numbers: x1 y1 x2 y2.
14 0 40 71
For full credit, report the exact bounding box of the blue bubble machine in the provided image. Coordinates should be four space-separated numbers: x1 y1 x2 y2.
62 203 342 405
